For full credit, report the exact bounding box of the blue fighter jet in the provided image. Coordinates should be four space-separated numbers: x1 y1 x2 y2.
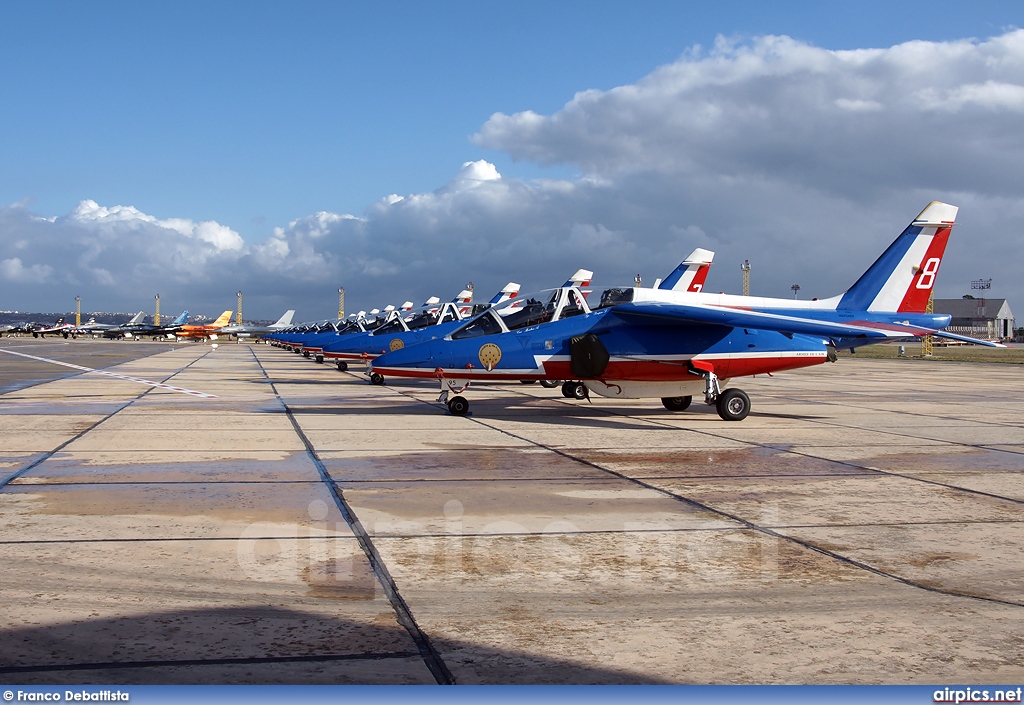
369 201 1000 419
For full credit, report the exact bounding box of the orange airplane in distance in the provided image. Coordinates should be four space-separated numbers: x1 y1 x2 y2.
175 310 234 340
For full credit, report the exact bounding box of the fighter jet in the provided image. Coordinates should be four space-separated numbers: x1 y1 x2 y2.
219 310 296 340
175 310 234 341
369 202 998 419
102 310 188 340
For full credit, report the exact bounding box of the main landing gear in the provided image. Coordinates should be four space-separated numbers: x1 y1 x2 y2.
336 361 349 372
560 381 587 400
369 373 385 385
658 366 751 421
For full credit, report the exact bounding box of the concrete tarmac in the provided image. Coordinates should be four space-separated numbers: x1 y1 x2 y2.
1 337 1023 684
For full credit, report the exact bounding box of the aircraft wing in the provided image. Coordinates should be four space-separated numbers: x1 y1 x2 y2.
930 331 1006 348
612 302 937 342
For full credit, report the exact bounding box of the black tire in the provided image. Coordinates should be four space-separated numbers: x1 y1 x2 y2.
369 373 385 386
570 382 587 400
661 396 692 411
540 379 561 389
716 388 750 421
315 355 324 364
447 395 469 416
302 350 310 358
560 381 573 398
336 361 348 372
520 380 537 385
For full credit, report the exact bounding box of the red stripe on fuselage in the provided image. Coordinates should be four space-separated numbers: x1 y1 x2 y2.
373 354 827 382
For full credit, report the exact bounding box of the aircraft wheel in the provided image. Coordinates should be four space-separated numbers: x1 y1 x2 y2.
293 348 301 354
336 361 349 372
661 396 692 411
560 381 573 398
315 355 324 364
520 380 537 385
302 350 310 358
369 373 385 386
540 379 561 389
447 395 469 416
716 389 750 421
569 382 587 400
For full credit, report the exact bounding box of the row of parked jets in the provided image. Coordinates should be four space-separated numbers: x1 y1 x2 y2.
3 309 297 341
263 201 1001 421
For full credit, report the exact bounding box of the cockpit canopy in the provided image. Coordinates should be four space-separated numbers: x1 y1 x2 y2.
370 301 463 336
450 287 592 340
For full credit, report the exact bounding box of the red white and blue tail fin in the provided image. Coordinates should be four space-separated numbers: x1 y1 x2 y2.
489 282 520 305
563 269 593 287
838 201 956 313
658 248 714 292
452 289 474 304
400 301 414 311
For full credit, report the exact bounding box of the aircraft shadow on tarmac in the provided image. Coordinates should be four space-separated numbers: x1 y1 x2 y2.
0 605 666 685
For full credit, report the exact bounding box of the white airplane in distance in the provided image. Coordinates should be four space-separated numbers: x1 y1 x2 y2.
220 310 297 339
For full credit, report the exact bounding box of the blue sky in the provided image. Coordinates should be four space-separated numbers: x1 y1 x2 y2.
1 1 1022 318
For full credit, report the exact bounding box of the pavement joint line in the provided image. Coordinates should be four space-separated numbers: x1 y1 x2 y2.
0 348 218 398
6 480 325 486
503 385 1024 508
2 520 1024 546
368 377 1024 610
0 650 422 675
0 535 360 545
249 347 457 686
0 349 216 489
758 385 1024 429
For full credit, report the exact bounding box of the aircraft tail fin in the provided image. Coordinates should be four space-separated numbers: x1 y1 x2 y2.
211 310 233 327
423 296 441 306
563 269 593 287
658 248 715 292
273 310 295 327
489 282 520 305
400 301 414 311
127 311 146 325
838 201 957 313
171 310 189 326
452 289 474 304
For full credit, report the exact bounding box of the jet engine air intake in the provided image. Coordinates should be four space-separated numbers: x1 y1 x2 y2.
570 333 610 378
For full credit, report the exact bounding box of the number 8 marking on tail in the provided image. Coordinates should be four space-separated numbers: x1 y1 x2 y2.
916 257 941 289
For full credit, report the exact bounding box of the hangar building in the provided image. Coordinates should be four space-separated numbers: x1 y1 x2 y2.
934 298 1015 341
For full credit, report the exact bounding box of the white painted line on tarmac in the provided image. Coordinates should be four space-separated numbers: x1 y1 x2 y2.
0 348 218 398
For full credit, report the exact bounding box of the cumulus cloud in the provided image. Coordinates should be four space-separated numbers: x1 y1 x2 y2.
3 30 1023 318
474 31 1024 197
